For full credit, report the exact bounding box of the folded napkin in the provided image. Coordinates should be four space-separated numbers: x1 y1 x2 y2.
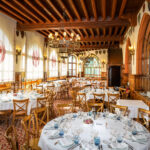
48 130 60 139
59 136 74 148
110 142 128 150
132 134 147 142
109 113 116 118
135 124 144 132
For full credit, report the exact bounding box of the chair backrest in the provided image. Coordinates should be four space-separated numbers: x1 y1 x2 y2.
88 103 104 112
57 103 72 116
21 115 37 147
138 108 150 128
37 96 47 109
5 126 19 150
108 93 120 104
34 107 47 134
77 92 86 101
110 104 128 116
47 85 55 91
13 99 29 115
94 93 105 103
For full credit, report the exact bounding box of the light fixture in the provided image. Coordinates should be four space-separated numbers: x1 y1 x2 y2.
128 45 135 55
16 48 22 63
101 59 106 68
44 55 47 60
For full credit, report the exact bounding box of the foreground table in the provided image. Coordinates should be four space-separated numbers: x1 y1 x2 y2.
117 100 149 119
38 112 150 150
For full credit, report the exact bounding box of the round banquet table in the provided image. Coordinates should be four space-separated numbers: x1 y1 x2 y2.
38 112 150 150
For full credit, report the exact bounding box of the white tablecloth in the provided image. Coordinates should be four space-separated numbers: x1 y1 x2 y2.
0 92 44 115
117 100 149 118
39 113 150 150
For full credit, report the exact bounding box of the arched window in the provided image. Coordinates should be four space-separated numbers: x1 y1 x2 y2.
68 55 76 76
84 56 101 77
26 45 43 79
0 29 14 82
49 50 58 77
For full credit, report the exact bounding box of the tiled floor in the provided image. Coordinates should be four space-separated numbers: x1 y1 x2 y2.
0 97 72 150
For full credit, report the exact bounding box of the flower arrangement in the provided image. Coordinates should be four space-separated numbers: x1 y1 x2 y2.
83 118 93 124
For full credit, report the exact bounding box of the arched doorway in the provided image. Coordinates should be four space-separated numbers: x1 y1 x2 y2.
125 37 132 74
84 54 101 77
136 13 150 74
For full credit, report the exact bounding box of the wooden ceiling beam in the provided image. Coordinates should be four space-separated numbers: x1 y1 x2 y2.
46 0 66 22
2 0 37 23
57 0 73 21
119 26 125 36
64 29 71 37
109 27 112 36
83 29 89 37
111 0 117 20
24 0 51 23
80 0 89 21
40 31 48 36
101 0 106 20
14 0 44 23
35 0 58 22
89 28 94 37
119 0 127 17
37 31 47 37
103 28 106 36
96 28 100 36
17 19 130 30
0 5 27 23
77 29 84 38
69 0 81 21
80 36 123 42
91 0 97 21
76 44 119 50
114 27 118 36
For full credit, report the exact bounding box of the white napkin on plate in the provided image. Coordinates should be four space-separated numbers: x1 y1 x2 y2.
132 134 147 142
135 124 144 132
59 136 74 148
110 142 128 150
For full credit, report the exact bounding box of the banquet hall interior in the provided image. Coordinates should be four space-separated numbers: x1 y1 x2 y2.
0 0 150 150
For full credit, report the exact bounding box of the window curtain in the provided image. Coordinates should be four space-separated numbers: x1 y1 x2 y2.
0 29 14 82
26 45 43 79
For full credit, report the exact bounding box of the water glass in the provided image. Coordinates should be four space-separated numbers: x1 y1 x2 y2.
94 137 100 146
117 136 123 143
73 136 80 145
54 123 58 129
59 129 64 137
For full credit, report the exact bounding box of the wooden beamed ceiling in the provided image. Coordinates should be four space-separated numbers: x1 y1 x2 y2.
0 0 144 52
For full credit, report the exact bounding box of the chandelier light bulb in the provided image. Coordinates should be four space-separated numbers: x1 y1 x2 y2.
71 32 74 37
55 32 58 37
63 32 67 37
48 33 53 38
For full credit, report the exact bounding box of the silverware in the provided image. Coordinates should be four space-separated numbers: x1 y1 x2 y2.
67 144 80 150
124 141 134 150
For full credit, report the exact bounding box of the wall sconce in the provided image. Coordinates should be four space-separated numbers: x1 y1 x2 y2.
101 59 106 68
16 48 21 64
128 45 135 55
44 55 47 60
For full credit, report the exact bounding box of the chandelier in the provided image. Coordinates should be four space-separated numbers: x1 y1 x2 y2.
48 31 80 49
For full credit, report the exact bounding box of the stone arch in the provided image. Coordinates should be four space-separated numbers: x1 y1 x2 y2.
136 13 150 74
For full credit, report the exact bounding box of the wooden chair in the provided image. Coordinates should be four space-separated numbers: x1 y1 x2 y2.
77 92 88 111
5 126 19 150
108 93 120 106
13 99 29 124
34 107 48 136
88 103 104 112
57 103 72 116
137 108 150 129
0 110 12 126
94 93 105 104
110 104 128 116
21 115 40 150
37 97 47 109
